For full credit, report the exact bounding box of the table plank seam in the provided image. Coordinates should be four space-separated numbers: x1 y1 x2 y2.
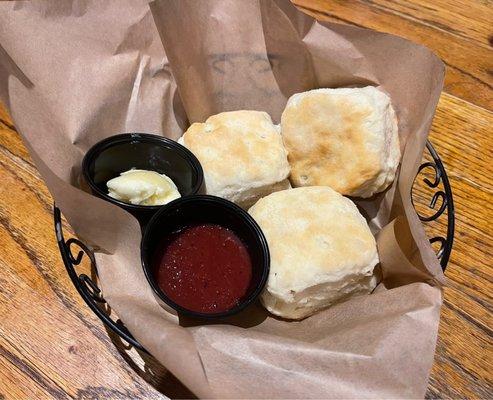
0 342 70 400
442 299 493 337
0 212 134 369
358 0 493 50
0 157 53 216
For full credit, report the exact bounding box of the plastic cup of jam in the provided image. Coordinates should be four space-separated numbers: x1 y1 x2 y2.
82 133 204 226
141 195 270 319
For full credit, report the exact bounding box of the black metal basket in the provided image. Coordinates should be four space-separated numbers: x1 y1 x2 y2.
54 140 455 353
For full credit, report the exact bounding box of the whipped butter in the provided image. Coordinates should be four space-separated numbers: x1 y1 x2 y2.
107 169 181 206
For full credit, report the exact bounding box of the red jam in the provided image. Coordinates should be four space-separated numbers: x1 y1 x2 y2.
153 224 253 314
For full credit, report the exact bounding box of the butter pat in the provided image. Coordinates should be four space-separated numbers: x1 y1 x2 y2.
107 169 181 206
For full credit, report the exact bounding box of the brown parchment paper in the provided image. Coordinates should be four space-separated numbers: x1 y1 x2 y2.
0 0 446 398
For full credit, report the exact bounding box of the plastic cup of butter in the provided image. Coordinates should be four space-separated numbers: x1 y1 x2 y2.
82 133 204 226
141 195 270 319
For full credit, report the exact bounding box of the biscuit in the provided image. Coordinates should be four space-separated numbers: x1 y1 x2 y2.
179 110 291 208
281 87 400 198
249 186 379 319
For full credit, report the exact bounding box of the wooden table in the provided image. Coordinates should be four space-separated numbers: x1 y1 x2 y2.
0 1 491 398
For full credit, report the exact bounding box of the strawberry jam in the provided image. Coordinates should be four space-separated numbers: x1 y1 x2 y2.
153 224 252 313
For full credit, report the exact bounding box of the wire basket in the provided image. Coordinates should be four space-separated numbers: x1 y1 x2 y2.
54 140 455 353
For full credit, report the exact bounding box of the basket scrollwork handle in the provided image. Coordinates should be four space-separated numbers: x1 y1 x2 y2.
412 141 455 269
54 207 146 352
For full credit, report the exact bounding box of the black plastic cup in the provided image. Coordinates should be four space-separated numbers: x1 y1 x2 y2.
141 195 270 319
82 133 204 226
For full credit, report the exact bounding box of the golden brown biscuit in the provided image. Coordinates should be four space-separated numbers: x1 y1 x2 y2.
281 87 400 198
179 110 290 208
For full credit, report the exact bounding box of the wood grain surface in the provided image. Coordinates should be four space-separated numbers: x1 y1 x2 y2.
0 1 492 399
